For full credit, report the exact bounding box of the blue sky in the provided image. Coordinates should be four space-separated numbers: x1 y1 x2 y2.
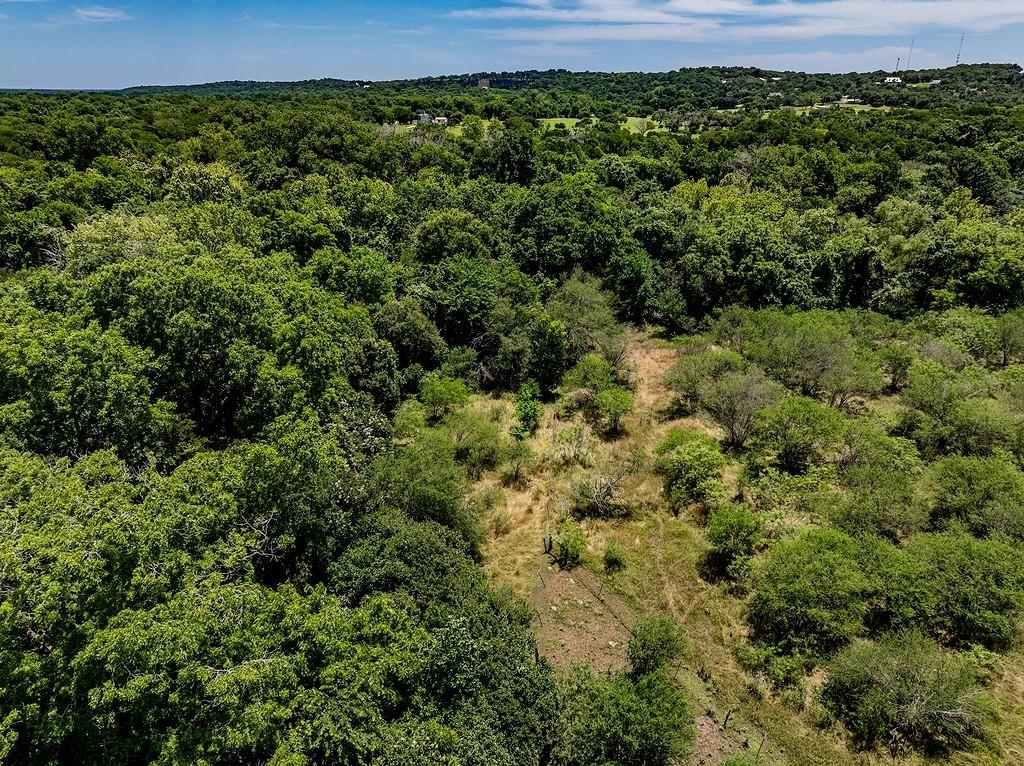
2 1 1023 89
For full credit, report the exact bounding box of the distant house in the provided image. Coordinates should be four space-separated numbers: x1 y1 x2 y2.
418 113 432 123
930 79 943 85
433 116 449 126
478 78 490 89
768 91 783 98
884 76 903 85
841 95 862 104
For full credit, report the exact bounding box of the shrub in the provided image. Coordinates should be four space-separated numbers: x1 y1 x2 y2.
879 341 916 392
512 381 542 438
552 669 693 766
571 463 634 519
559 354 633 436
944 398 1019 457
929 455 1024 538
832 422 926 540
751 396 845 474
699 370 781 449
374 429 471 541
656 435 727 510
563 353 617 394
593 386 634 436
502 438 533 488
664 348 744 414
553 519 586 570
419 373 470 421
822 348 885 409
443 410 506 479
603 539 627 574
552 421 594 468
748 528 875 655
628 615 686 677
705 504 762 579
905 531 1024 650
821 631 996 752
547 272 620 363
903 361 971 420
490 509 514 537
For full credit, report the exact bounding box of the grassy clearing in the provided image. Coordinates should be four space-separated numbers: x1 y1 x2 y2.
475 332 1021 766
538 116 666 133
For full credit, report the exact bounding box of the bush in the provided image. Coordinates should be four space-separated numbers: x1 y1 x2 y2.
570 464 634 519
699 370 781 449
552 421 594 468
929 455 1024 538
903 361 972 420
822 348 885 409
751 396 845 474
559 354 633 436
628 615 686 677
664 348 744 414
375 429 472 541
547 272 620 363
832 422 926 540
552 669 693 766
593 386 634 436
905 531 1024 650
603 539 627 574
705 504 762 579
821 631 996 752
443 410 506 479
553 519 586 570
512 381 542 438
748 528 875 655
879 341 916 392
563 353 617 394
419 373 470 421
945 398 1019 457
502 438 533 488
656 435 727 510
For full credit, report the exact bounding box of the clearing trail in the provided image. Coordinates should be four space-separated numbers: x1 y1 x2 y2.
478 333 820 765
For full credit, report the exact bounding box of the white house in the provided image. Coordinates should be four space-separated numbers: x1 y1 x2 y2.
418 113 433 123
433 116 448 126
884 76 903 85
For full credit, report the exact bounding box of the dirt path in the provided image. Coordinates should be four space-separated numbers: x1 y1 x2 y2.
530 554 636 673
479 334 791 764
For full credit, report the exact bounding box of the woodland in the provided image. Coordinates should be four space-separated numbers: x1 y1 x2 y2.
2 63 1024 765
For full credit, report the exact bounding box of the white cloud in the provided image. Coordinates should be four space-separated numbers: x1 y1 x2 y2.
458 0 1024 44
709 45 947 73
73 5 130 23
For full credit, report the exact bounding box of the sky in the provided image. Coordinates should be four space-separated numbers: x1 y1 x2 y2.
1 1 1023 89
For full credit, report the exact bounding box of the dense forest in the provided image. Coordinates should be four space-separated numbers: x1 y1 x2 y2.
115 63 1024 118
2 62 1024 765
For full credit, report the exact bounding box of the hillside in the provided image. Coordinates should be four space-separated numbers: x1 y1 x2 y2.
113 63 1024 112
